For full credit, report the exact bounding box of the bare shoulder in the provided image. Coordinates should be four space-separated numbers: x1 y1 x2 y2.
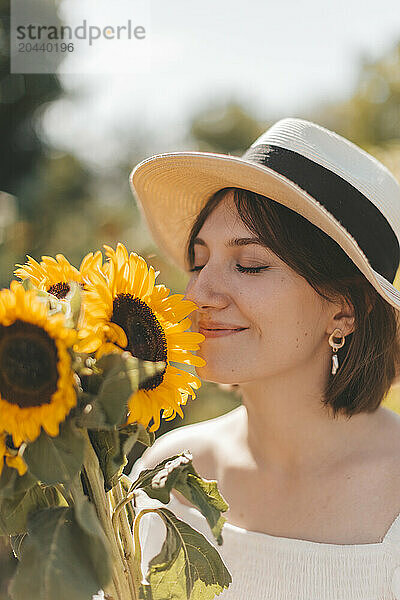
376 406 400 450
363 406 400 493
132 405 246 480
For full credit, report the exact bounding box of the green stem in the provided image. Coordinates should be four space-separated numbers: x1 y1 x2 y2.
112 490 137 532
132 508 159 594
108 486 136 598
82 430 132 600
69 473 120 600
112 482 140 600
69 475 84 504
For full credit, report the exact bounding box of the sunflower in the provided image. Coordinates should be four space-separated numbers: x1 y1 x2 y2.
0 281 77 447
14 251 103 299
0 433 27 476
76 243 205 432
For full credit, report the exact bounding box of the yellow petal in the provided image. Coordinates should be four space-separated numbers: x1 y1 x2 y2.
6 452 28 476
74 336 102 354
105 322 128 347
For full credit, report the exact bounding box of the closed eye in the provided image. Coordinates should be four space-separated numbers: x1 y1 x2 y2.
188 265 204 272
189 264 270 274
235 264 270 274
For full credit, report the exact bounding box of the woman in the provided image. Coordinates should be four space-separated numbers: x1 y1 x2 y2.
129 118 400 599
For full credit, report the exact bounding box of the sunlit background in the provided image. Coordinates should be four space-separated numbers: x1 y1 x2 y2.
1 0 400 593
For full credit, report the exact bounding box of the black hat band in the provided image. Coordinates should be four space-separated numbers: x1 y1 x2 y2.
242 143 400 283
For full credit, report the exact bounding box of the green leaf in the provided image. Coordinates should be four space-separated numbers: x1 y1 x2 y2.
23 420 85 488
9 506 111 600
135 455 190 504
138 508 231 600
76 398 156 434
10 532 27 560
79 372 104 395
174 474 228 546
75 393 110 430
0 483 67 535
97 353 166 393
133 453 229 544
73 494 112 588
8 537 44 600
89 429 124 491
130 454 188 497
96 353 138 427
88 422 146 491
0 464 38 499
118 423 142 457
128 423 156 448
76 354 166 431
95 353 166 428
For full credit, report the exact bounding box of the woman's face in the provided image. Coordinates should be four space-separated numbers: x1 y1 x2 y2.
184 191 333 385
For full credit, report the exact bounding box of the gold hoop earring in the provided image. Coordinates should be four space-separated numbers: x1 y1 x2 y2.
328 328 346 375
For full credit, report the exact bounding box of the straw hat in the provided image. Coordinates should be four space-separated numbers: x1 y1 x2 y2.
130 117 400 386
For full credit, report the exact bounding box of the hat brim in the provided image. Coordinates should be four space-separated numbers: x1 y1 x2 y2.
130 150 400 387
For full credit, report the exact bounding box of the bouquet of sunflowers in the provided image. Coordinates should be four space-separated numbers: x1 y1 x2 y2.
0 243 231 600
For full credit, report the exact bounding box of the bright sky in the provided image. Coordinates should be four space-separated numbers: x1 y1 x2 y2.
43 0 400 167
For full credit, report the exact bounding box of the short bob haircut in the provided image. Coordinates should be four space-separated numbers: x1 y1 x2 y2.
186 187 400 418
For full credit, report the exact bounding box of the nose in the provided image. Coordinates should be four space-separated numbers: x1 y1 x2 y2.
184 264 230 310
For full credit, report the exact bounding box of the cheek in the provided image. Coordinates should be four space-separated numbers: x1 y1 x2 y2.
242 287 284 339
280 303 325 363
249 289 323 357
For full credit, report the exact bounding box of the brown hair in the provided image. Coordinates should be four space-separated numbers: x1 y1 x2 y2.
186 187 400 418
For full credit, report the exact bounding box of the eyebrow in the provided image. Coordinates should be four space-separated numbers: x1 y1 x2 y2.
193 236 263 248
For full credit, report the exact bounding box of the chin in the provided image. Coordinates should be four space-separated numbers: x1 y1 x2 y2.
195 364 241 385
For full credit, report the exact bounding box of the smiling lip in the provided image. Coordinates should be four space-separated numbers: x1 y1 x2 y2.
198 322 248 338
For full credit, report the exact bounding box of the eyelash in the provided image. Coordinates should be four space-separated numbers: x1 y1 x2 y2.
189 264 269 274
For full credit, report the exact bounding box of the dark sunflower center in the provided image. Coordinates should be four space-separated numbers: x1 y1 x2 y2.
111 294 167 391
47 282 71 299
0 320 59 407
47 281 84 299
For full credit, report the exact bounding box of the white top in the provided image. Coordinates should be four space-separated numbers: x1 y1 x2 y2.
130 466 400 600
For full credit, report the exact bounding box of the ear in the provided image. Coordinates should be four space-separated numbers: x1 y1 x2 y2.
327 296 355 338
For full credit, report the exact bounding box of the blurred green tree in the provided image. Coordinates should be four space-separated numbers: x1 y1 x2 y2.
0 0 61 194
190 99 266 154
312 42 400 148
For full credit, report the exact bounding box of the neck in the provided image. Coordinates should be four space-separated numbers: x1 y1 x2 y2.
238 355 382 478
